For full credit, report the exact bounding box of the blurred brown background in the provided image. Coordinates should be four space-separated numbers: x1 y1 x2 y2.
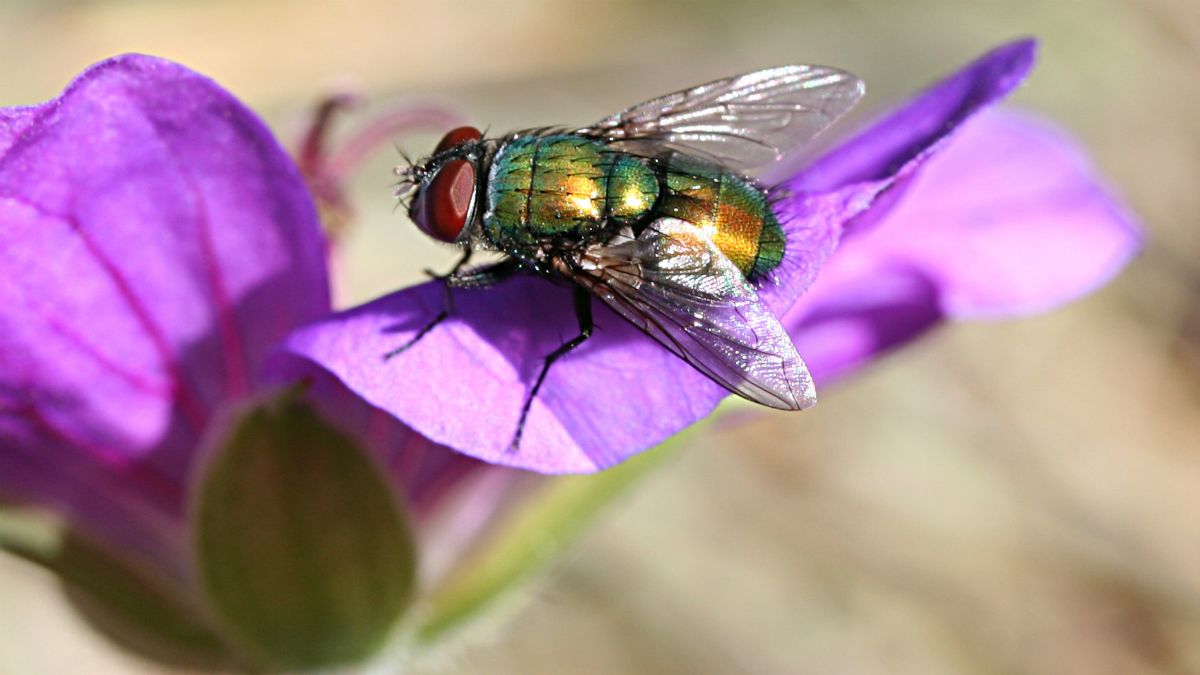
2 0 1199 673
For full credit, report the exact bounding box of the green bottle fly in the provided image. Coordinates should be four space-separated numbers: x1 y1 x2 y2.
394 65 865 449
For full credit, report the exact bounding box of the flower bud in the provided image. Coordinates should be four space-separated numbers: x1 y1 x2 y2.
192 395 416 670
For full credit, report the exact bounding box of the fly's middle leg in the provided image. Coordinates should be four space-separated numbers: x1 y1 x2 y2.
510 285 593 451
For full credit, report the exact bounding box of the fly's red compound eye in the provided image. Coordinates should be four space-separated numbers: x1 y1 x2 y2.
413 158 476 243
434 126 482 154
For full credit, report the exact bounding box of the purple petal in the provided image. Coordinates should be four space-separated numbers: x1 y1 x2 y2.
845 109 1140 318
0 424 189 582
786 260 943 385
290 362 489 517
281 41 1046 474
757 39 1038 317
783 108 1142 379
280 277 721 473
0 56 327 500
785 39 1037 199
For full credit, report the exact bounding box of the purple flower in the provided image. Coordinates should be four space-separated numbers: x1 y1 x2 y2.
0 41 1143 667
0 55 480 583
282 39 1141 473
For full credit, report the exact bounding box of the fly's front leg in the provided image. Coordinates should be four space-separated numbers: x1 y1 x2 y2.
510 285 593 451
386 248 475 360
383 254 524 360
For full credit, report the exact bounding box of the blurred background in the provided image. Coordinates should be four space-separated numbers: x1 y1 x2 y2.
2 0 1199 673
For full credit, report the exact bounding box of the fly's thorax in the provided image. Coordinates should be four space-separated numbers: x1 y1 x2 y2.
656 159 784 281
483 134 658 249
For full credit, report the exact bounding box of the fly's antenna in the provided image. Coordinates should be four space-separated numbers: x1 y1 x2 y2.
392 146 423 208
395 142 415 169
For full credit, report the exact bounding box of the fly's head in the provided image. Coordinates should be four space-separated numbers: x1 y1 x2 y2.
395 126 485 245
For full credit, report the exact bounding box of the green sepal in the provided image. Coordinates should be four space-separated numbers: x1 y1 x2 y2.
414 425 692 645
0 509 234 669
192 394 417 670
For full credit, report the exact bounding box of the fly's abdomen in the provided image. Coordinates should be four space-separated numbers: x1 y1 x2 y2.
485 134 658 247
658 164 785 281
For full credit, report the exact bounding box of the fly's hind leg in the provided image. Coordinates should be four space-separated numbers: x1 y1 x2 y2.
383 253 520 360
509 285 593 451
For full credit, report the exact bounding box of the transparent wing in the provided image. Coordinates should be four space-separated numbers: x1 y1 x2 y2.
563 218 816 410
579 65 864 173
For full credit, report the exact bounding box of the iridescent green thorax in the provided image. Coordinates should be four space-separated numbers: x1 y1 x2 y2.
485 134 658 247
484 133 784 280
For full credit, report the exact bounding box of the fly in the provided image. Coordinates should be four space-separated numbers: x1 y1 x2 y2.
389 66 865 450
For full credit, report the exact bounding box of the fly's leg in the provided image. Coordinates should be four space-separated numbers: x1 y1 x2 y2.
382 250 471 360
510 286 593 451
382 254 520 360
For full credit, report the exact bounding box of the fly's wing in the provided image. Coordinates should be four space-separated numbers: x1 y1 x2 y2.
564 218 815 410
580 66 864 173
